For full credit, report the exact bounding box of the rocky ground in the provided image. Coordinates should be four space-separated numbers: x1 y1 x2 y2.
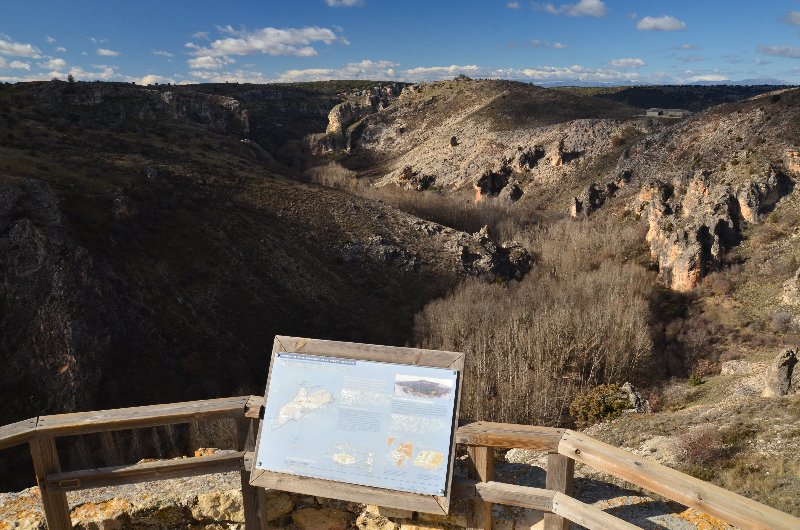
0 449 736 530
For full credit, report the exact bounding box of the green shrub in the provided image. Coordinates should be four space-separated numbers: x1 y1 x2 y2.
569 384 629 428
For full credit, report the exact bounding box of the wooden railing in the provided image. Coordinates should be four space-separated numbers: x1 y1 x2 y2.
1 396 798 530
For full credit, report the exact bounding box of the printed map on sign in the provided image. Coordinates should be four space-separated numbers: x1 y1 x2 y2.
255 353 458 496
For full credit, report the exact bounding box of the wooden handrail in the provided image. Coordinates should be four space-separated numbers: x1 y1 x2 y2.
455 421 563 452
2 399 799 530
0 417 38 450
558 429 799 530
36 396 252 437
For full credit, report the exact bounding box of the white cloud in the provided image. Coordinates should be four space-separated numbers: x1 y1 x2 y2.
0 37 42 58
536 0 608 17
636 16 687 31
192 31 210 40
609 57 645 69
530 40 568 49
56 46 67 52
187 55 234 69
68 65 117 80
97 48 120 57
45 36 56 44
89 37 108 44
626 12 638 20
506 1 521 8
187 69 272 83
786 11 800 26
674 43 701 50
187 26 341 58
758 45 800 59
39 58 67 69
0 57 31 70
687 74 728 83
152 50 174 58
274 59 400 82
325 0 363 5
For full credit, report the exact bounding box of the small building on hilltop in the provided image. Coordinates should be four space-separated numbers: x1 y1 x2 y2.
646 108 692 118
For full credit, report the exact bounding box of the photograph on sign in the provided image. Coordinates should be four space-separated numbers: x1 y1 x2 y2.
254 352 459 496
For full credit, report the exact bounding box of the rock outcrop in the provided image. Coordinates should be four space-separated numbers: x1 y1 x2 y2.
762 348 798 397
636 168 791 292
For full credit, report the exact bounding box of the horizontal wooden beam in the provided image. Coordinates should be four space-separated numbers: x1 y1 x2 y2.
552 492 639 530
36 396 251 437
456 421 564 451
559 429 800 530
45 451 251 493
244 395 264 419
0 417 38 451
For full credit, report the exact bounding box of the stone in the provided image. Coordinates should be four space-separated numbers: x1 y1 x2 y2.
762 348 798 397
191 489 244 523
498 180 523 203
264 491 295 522
292 507 352 530
71 499 130 530
621 382 649 412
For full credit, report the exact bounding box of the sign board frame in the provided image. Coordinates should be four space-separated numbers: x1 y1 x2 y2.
249 335 465 515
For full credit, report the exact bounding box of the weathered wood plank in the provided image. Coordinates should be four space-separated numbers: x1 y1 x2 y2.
456 422 564 451
559 429 800 530
451 479 554 512
30 436 72 530
544 453 574 530
252 470 447 515
237 417 265 530
273 335 465 369
552 492 639 530
467 445 493 530
244 396 264 419
37 396 250 436
0 417 37 450
45 452 247 493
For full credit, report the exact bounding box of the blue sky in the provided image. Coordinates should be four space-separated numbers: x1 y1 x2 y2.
1 0 800 85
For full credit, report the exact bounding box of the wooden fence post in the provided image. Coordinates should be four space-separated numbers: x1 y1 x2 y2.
29 436 72 530
544 453 574 530
237 417 267 530
466 445 494 530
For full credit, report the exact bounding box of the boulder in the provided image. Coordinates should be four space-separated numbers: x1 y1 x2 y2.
762 348 798 397
621 382 649 412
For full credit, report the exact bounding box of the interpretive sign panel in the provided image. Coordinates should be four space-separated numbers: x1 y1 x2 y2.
250 336 465 515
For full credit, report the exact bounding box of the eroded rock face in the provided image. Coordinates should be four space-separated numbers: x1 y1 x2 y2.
637 169 791 292
0 179 117 422
762 348 798 397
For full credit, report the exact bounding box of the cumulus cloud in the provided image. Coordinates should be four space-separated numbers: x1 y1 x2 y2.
535 0 607 17
506 1 521 8
152 50 174 58
636 16 686 31
609 57 645 69
273 59 399 82
187 55 234 69
97 48 120 56
192 31 210 40
530 39 568 49
45 36 56 44
0 37 42 58
39 58 67 69
56 46 67 52
325 0 364 5
786 11 800 26
187 26 341 58
0 57 31 70
757 45 800 59
187 69 271 84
